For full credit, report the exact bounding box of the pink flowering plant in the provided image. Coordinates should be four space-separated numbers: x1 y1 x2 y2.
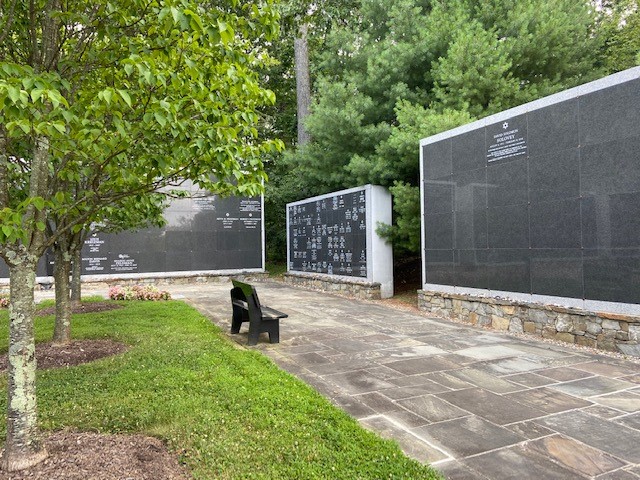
0 296 9 308
108 285 171 301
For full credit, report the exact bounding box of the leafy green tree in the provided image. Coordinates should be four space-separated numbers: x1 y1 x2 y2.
351 103 473 254
262 0 359 261
282 0 602 257
0 0 280 470
259 0 360 148
52 192 170 345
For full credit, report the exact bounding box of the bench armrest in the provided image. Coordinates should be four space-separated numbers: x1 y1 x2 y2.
232 299 249 309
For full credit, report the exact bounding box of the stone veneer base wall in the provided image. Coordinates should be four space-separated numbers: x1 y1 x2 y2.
0 272 269 294
82 272 268 287
80 272 268 289
418 290 640 358
284 272 382 300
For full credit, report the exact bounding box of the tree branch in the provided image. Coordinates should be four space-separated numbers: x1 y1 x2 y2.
0 126 9 208
0 0 19 45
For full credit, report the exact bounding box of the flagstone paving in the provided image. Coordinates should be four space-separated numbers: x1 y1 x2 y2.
174 281 640 479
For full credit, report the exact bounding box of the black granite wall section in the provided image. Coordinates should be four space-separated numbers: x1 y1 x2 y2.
75 194 263 275
81 194 262 274
288 189 368 278
0 192 264 278
422 74 640 304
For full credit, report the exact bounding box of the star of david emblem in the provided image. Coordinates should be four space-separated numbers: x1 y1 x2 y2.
503 122 509 129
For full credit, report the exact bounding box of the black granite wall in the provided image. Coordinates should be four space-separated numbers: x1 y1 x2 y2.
0 193 263 278
288 189 368 278
422 75 640 304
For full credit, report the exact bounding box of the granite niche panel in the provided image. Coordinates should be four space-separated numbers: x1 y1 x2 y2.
421 68 640 306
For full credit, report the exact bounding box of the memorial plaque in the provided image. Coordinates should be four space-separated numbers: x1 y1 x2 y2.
421 66 640 307
110 253 138 272
193 196 216 211
82 233 110 273
486 115 528 163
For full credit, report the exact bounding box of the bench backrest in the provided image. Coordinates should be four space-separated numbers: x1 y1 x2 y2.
231 279 262 311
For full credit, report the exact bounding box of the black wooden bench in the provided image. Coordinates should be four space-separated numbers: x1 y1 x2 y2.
230 280 288 345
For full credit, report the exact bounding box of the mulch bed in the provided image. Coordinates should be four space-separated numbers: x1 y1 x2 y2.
0 339 129 371
0 431 191 480
37 302 123 317
0 330 192 479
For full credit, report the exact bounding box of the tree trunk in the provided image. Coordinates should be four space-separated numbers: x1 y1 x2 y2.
3 262 48 471
294 23 312 146
3 135 50 470
52 242 72 345
70 244 82 308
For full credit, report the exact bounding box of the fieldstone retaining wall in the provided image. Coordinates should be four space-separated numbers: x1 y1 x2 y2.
284 272 382 300
0 272 268 295
418 290 640 357
79 272 268 289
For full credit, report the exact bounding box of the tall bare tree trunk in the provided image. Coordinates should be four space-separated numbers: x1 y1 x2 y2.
294 23 312 146
52 240 72 345
3 261 47 472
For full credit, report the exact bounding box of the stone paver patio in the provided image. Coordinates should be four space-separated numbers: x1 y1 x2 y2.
177 281 639 479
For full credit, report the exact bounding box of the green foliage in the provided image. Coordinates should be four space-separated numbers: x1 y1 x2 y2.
261 0 362 262
293 79 392 192
274 0 603 258
0 2 285 461
0 302 442 479
260 0 360 148
431 18 519 117
380 182 422 255
0 0 283 260
264 154 307 261
598 0 640 74
350 103 474 188
265 260 287 277
94 193 170 235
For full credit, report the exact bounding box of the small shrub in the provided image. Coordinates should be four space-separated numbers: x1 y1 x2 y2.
108 285 171 301
107 286 126 300
0 296 8 308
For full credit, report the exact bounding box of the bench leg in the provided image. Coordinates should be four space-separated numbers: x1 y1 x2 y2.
268 322 280 344
246 319 279 346
231 315 242 334
231 306 246 334
247 328 260 346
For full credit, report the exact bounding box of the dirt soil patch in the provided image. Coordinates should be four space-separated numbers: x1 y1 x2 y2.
0 431 191 480
37 301 123 317
0 339 128 371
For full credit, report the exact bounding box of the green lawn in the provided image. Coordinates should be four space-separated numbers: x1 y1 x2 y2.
0 301 442 479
